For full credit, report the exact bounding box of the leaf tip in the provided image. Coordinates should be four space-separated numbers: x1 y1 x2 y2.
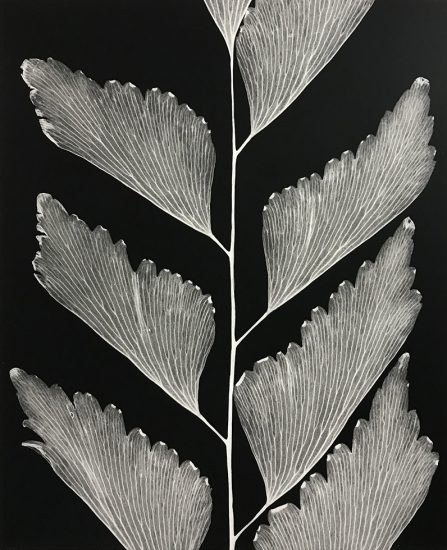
20 58 39 85
402 217 415 233
413 76 430 91
396 352 410 374
20 58 30 75
399 351 411 363
36 192 53 214
21 440 48 461
9 367 26 386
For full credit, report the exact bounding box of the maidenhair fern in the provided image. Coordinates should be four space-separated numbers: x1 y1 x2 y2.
11 1 438 549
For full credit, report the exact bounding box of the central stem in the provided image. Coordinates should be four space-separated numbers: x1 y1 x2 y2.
226 51 238 550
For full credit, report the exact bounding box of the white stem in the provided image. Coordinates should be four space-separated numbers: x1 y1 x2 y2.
236 309 271 346
236 133 254 155
197 413 226 443
235 501 270 541
210 232 230 255
226 50 238 550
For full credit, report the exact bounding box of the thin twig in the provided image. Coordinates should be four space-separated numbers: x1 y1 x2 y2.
236 133 254 156
197 413 226 443
210 233 230 255
235 501 270 541
236 310 271 346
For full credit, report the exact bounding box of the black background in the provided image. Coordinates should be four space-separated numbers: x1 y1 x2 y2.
1 0 446 548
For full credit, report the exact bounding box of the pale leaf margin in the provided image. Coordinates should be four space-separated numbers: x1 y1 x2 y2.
10 368 213 550
234 219 421 536
254 355 439 550
34 194 223 440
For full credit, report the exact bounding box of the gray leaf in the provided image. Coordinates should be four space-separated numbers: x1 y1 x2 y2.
254 355 438 550
203 0 251 51
264 78 435 311
10 369 212 550
235 220 421 504
34 194 215 415
237 0 375 135
22 58 215 235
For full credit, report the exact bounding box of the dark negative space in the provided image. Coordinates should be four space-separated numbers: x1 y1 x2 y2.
0 0 446 548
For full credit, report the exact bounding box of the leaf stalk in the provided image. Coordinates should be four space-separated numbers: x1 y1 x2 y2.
236 309 271 346
210 233 230 255
235 501 270 541
197 413 226 443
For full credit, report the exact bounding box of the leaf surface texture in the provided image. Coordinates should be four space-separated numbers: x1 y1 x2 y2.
264 78 435 310
34 194 215 414
10 369 212 550
203 0 251 50
22 58 215 235
254 355 438 550
237 0 375 134
235 221 421 503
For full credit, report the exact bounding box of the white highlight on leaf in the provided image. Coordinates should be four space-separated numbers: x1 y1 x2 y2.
34 194 215 415
263 79 435 311
10 369 212 550
22 58 215 235
235 221 421 503
237 0 375 135
254 355 438 550
203 0 251 51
